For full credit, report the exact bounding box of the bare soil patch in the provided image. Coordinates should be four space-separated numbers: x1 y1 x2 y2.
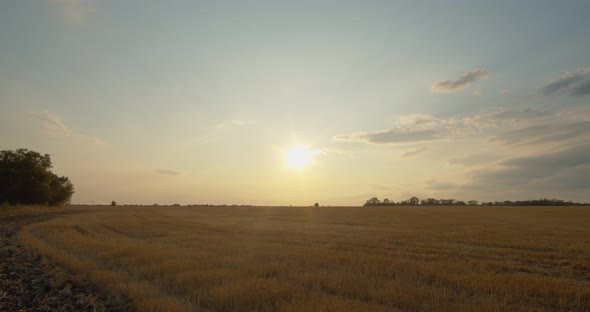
0 211 131 312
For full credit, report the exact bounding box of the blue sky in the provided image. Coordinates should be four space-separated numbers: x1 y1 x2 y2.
1 0 590 205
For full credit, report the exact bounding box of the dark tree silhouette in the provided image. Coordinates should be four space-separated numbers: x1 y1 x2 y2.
48 173 74 206
363 196 586 207
0 148 74 206
365 197 381 206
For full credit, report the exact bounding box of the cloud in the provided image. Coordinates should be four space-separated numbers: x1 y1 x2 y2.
155 169 181 176
488 109 552 121
334 114 457 144
426 180 461 191
499 144 590 169
334 128 440 144
490 121 590 145
544 166 590 190
363 129 440 144
431 68 490 93
449 154 500 166
401 147 427 157
32 110 105 144
541 68 590 97
311 148 336 155
467 144 590 189
47 0 94 23
461 108 552 130
428 145 590 198
369 184 394 191
334 109 550 145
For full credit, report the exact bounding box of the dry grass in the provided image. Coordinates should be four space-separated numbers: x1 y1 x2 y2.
17 205 590 311
0 205 68 217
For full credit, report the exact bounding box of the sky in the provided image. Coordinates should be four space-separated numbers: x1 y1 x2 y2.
1 0 590 205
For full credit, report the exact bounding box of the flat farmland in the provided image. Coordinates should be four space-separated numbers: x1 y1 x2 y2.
18 206 590 311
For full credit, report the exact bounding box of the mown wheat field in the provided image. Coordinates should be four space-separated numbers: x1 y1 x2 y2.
18 206 590 311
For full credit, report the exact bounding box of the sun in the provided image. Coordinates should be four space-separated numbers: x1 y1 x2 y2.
285 145 311 170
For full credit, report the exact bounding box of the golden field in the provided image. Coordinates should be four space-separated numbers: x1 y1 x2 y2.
18 205 590 311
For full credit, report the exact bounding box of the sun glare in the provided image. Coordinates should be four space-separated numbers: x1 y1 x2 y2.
285 145 311 170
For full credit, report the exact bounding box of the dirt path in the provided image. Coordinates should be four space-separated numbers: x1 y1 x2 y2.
0 212 131 312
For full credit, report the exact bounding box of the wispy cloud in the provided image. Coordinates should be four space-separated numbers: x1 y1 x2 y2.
490 121 590 146
488 109 552 121
334 115 456 144
335 109 548 145
425 144 590 198
461 109 553 131
541 68 590 97
426 180 461 191
369 184 394 191
401 147 427 157
449 154 500 166
155 169 181 176
335 129 441 144
431 68 490 93
32 110 105 144
467 144 590 190
47 0 94 23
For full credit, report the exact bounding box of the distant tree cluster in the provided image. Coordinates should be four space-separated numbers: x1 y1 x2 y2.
364 197 466 206
0 149 74 206
478 199 588 206
364 197 588 207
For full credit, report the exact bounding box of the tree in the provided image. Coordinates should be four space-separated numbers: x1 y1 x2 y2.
425 198 440 205
111 201 117 206
0 149 74 206
364 197 381 206
314 202 319 207
49 173 74 206
440 199 455 205
363 196 586 207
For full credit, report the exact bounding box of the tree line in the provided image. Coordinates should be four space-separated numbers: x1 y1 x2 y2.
364 197 589 206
